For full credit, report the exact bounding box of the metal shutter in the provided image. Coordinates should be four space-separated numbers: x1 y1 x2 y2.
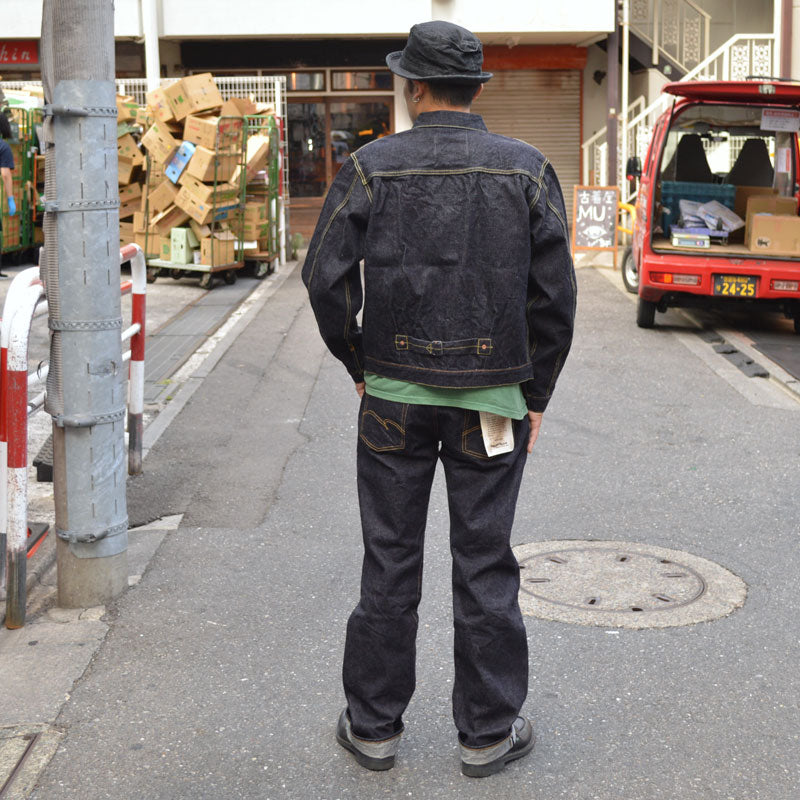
472 69 581 222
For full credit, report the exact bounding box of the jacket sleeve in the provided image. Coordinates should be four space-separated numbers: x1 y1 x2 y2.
523 161 577 413
301 156 370 383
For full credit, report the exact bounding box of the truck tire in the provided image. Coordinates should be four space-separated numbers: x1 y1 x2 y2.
636 297 656 328
621 246 639 294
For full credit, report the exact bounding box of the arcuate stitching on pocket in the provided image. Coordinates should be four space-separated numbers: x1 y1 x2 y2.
360 397 408 452
461 410 488 460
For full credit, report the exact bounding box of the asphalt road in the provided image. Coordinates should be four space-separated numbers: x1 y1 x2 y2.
27 263 800 799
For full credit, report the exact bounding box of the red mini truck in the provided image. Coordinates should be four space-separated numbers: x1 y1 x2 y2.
629 79 800 332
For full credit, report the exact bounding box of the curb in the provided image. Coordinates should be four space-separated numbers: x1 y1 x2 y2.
590 261 800 406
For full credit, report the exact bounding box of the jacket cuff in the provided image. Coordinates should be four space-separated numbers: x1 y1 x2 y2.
526 396 550 413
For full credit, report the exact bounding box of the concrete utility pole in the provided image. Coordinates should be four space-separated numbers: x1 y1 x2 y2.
40 0 129 607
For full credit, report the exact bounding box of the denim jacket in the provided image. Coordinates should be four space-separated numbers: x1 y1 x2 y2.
302 110 576 412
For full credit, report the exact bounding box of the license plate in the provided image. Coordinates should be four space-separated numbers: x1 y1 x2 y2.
713 275 757 297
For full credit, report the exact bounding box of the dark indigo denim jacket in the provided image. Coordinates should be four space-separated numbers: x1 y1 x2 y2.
302 110 576 412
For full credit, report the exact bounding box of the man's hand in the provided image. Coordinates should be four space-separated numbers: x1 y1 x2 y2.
355 381 365 398
527 411 543 453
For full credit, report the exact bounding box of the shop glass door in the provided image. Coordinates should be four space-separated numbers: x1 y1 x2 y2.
287 98 392 197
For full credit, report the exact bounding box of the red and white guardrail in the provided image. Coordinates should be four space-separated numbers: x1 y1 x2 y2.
2 244 146 628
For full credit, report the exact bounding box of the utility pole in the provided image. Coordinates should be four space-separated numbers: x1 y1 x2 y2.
40 0 129 607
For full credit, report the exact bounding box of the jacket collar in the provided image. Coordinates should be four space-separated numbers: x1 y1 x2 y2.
412 110 487 131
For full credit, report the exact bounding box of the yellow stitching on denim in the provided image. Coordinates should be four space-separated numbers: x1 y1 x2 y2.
462 411 489 460
413 123 487 133
528 159 548 210
306 175 358 284
365 167 543 182
350 154 373 205
359 402 407 452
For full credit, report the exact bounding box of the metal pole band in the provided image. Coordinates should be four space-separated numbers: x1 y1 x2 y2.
54 407 126 428
49 317 123 331
44 200 120 213
56 519 129 545
43 104 118 118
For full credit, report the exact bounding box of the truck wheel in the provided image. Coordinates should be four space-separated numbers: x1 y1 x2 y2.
621 246 639 294
199 272 214 290
223 270 237 285
146 267 160 284
636 297 656 328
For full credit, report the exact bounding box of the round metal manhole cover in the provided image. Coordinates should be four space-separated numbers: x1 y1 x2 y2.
513 541 747 629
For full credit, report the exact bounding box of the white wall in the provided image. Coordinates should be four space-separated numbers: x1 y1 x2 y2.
3 0 143 38
3 0 613 40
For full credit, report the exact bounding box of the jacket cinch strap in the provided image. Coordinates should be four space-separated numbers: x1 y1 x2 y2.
395 334 493 357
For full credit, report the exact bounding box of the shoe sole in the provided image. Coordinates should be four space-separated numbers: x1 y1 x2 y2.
336 731 395 771
460 733 536 778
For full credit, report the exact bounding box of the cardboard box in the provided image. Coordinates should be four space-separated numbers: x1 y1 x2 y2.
149 204 191 236
185 146 238 182
178 173 239 205
231 134 269 184
747 213 800 255
200 235 236 266
146 179 179 216
220 97 257 117
745 194 797 244
141 122 179 165
118 156 139 186
133 231 163 258
188 219 227 240
183 114 243 151
119 221 134 241
734 185 777 220
119 182 143 204
117 133 144 167
135 106 155 127
175 185 237 225
170 228 196 264
165 141 197 183
146 81 192 123
116 95 138 122
119 196 140 220
183 73 223 114
133 212 147 233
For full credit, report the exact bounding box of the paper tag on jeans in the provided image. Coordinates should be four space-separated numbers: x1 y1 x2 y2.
479 412 514 456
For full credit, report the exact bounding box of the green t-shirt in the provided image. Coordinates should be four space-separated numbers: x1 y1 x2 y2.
364 372 527 420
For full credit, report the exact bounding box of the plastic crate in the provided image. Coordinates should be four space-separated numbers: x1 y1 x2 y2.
660 181 737 234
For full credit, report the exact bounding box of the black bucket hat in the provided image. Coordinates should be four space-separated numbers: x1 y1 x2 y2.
386 21 492 83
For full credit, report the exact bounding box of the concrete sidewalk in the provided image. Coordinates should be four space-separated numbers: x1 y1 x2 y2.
2 261 799 798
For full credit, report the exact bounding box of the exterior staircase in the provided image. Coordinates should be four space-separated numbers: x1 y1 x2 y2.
583 2 778 199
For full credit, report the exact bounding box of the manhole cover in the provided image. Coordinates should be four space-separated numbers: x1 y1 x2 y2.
513 541 747 629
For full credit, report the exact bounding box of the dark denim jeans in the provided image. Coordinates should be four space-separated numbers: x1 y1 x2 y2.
343 395 530 748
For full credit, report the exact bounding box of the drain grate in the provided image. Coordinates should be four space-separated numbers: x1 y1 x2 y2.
513 541 747 629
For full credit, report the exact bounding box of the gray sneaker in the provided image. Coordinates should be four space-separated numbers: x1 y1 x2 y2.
335 708 402 771
460 716 535 778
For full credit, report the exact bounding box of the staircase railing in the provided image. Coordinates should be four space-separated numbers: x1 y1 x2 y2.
582 33 778 198
630 0 711 74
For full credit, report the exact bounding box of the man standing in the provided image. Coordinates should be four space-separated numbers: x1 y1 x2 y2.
303 21 576 778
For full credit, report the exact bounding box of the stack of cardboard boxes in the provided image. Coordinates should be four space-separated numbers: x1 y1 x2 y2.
117 74 274 268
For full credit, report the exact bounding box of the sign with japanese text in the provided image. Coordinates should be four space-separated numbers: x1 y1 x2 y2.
0 41 38 67
572 185 619 265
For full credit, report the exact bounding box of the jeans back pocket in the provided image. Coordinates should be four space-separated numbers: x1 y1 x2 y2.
359 396 408 452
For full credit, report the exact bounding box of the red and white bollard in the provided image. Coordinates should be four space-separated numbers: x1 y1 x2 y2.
120 243 146 475
4 279 45 628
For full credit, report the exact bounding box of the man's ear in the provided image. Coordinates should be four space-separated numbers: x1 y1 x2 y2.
473 84 484 102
